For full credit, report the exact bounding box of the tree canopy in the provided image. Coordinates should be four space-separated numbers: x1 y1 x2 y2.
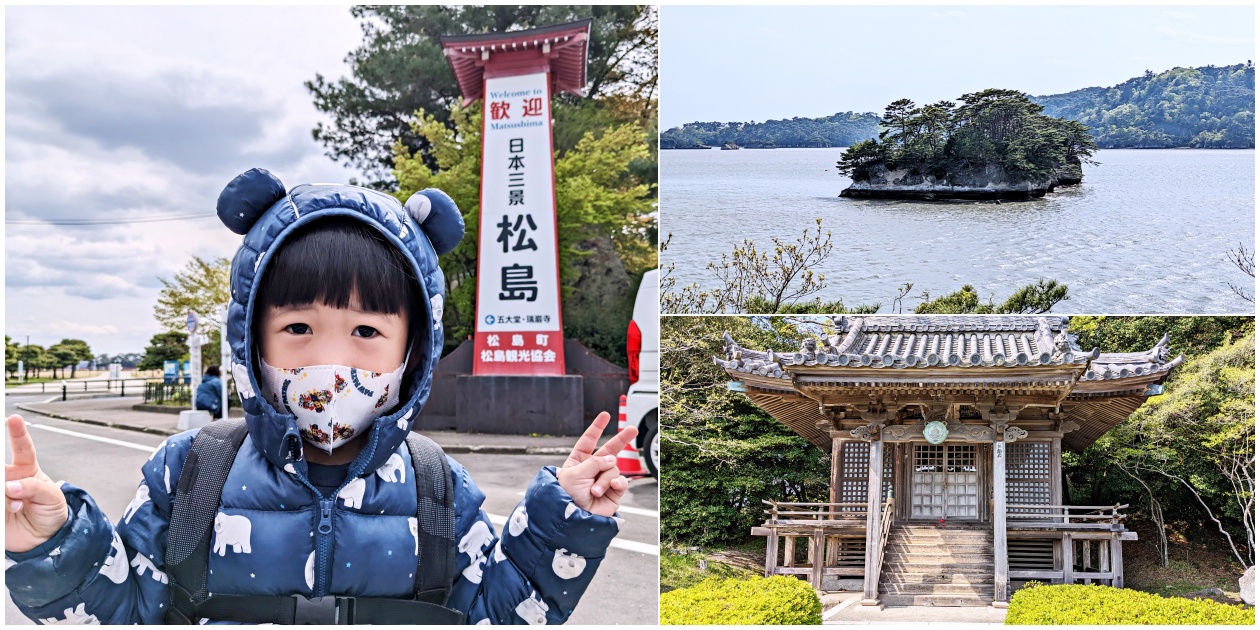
138 331 189 372
837 89 1097 185
659 112 880 149
1035 63 1255 149
307 5 658 187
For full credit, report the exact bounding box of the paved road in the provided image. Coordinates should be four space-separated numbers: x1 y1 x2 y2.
4 393 659 624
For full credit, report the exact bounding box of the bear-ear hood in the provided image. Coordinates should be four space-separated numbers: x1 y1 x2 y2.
218 168 463 479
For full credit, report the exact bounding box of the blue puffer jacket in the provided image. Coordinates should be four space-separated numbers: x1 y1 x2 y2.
195 375 222 415
5 170 621 624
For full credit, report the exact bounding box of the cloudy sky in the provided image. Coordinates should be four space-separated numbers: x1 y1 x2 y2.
6 6 365 356
661 5 1256 128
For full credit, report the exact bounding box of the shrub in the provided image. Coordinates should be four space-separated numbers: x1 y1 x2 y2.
660 575 821 625
1006 583 1254 625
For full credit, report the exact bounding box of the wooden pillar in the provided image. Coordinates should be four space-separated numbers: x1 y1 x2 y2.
993 437 1009 604
811 529 825 589
830 437 843 517
861 438 884 605
784 536 796 568
1111 536 1124 588
765 531 779 578
1062 532 1074 585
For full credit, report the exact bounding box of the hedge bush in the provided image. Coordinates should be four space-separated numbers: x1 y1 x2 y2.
660 575 821 625
1006 583 1254 625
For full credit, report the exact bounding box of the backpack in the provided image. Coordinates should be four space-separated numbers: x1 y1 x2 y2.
163 418 464 624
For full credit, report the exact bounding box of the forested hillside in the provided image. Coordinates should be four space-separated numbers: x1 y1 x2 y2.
662 63 1254 150
659 112 879 149
1033 63 1255 148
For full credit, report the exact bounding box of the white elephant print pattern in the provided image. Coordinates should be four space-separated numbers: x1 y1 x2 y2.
40 603 98 625
304 551 316 591
98 532 130 584
130 554 168 583
515 590 549 625
457 520 494 584
212 513 253 556
551 548 586 580
408 517 419 556
121 484 149 524
339 477 366 509
376 453 406 483
507 505 528 537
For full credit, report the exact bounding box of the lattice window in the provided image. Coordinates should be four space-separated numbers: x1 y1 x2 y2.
1007 441 1052 515
838 442 869 514
914 444 944 471
836 442 895 512
912 444 978 519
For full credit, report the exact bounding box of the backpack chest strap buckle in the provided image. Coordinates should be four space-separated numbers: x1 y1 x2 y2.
293 595 352 624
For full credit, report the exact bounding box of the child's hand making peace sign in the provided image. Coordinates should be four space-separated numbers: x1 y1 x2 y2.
555 413 638 517
5 415 69 554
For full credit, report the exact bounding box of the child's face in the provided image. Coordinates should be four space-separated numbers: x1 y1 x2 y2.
259 295 408 374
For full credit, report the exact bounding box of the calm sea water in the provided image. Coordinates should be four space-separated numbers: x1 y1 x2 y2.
661 148 1255 314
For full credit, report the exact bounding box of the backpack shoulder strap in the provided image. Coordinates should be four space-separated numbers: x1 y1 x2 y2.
404 432 456 606
165 418 249 624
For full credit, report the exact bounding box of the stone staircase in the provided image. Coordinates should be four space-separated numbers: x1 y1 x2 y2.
878 524 995 606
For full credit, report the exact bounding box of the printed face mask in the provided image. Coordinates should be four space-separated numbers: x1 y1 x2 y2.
259 357 405 454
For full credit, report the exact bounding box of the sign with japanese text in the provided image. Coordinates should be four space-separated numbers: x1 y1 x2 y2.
473 71 565 375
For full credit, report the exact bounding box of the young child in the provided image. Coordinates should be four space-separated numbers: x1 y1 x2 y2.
4 169 637 624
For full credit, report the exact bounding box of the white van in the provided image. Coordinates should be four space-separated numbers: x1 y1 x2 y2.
625 269 659 477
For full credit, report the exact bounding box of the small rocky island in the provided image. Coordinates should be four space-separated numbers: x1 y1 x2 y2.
838 89 1096 201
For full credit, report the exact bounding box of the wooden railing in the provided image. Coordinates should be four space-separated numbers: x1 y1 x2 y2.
871 496 895 589
1007 504 1128 530
763 501 867 523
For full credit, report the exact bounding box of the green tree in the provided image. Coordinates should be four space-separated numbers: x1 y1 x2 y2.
154 255 230 337
4 336 18 379
138 331 189 372
393 104 656 361
307 5 658 186
15 344 45 380
660 316 830 547
46 339 93 379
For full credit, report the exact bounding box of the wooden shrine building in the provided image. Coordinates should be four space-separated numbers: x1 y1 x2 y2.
716 316 1182 607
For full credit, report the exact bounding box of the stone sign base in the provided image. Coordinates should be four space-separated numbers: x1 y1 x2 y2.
455 375 586 436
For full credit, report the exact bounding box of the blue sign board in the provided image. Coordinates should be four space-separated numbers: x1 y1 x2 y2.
163 361 179 384
183 361 192 384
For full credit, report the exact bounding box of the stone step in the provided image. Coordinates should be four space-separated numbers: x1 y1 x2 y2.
879 593 995 607
881 572 995 585
879 583 995 595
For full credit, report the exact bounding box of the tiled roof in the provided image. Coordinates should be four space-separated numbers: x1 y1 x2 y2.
717 316 1181 384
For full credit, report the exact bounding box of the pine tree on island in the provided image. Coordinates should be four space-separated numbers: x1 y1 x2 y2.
838 89 1097 201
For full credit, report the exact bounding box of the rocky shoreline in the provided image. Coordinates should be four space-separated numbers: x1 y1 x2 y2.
840 160 1082 201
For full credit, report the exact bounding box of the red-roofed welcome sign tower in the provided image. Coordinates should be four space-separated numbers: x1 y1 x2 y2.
443 19 591 378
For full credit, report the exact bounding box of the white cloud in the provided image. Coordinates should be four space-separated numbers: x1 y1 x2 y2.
4 5 364 357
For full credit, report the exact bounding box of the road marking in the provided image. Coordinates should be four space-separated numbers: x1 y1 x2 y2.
23 422 158 453
616 505 659 518
15 422 663 556
822 595 859 620
486 513 658 556
515 491 658 518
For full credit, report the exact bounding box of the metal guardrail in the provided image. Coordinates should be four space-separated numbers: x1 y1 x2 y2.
28 378 157 400
143 381 239 407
